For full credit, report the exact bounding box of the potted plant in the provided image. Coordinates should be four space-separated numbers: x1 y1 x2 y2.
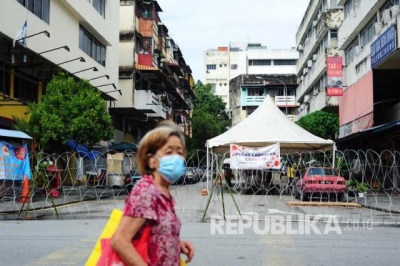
356 182 369 198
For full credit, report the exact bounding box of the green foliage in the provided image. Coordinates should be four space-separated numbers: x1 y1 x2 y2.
188 81 230 152
29 72 113 149
356 182 369 193
295 111 339 139
11 115 37 141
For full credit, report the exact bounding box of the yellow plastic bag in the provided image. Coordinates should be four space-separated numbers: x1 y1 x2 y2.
86 208 188 266
86 209 123 266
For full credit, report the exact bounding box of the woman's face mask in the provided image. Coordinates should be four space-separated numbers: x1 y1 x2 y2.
155 155 186 184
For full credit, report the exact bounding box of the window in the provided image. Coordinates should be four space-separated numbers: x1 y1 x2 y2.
207 64 216 70
17 0 50 23
248 88 264 96
79 26 106 66
92 0 106 18
360 16 377 47
249 60 271 66
231 64 238 70
344 0 353 19
345 38 359 66
274 60 297 65
14 72 38 103
330 29 338 40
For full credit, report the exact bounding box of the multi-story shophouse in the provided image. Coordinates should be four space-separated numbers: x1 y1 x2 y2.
0 0 119 130
118 0 194 143
205 42 298 123
336 0 400 155
295 0 343 120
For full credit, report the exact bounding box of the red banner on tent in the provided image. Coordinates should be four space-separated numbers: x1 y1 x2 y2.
326 57 343 96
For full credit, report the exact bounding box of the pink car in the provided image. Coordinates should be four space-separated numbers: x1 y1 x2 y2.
295 167 346 201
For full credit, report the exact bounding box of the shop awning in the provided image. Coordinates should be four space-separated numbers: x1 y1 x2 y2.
0 129 32 139
135 64 159 71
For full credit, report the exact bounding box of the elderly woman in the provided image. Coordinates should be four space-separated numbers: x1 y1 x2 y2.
111 121 194 265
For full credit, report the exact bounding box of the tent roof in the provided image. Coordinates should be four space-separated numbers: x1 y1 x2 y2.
0 129 32 140
206 95 334 153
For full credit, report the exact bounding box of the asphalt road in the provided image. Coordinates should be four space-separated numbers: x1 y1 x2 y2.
1 219 400 266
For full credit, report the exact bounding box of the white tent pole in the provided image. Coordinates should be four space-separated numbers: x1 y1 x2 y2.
332 143 337 169
211 152 214 191
206 144 209 192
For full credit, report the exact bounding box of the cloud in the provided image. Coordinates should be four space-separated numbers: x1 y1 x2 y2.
158 0 309 82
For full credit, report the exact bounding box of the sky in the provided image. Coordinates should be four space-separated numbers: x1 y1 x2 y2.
158 0 310 82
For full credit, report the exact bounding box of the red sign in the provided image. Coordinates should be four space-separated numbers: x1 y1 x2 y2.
326 57 343 96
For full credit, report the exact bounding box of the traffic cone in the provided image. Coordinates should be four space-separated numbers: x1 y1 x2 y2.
18 176 30 203
201 189 208 196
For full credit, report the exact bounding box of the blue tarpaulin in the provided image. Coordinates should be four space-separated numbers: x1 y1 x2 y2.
65 139 100 160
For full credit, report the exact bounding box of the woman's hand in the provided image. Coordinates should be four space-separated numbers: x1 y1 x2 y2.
180 240 194 263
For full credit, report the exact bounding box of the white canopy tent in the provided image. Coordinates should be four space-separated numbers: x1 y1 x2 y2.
207 95 334 153
205 95 335 190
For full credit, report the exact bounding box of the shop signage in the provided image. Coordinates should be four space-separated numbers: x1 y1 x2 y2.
371 25 397 68
326 57 343 96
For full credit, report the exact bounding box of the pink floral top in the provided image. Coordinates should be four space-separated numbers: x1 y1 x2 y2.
123 175 181 265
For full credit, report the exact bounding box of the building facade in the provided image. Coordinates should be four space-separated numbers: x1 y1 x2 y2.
229 74 298 126
118 0 194 143
204 43 298 111
0 0 119 129
336 0 400 151
295 0 343 120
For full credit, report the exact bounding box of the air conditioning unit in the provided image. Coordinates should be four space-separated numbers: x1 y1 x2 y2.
382 9 391 24
374 22 383 34
301 75 304 80
312 53 318 61
297 45 304 51
355 46 361 55
307 60 313 68
303 68 309 75
392 5 400 17
312 20 318 27
314 90 318 96
304 95 310 102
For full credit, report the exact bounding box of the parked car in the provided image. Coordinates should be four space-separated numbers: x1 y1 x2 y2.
124 168 142 194
194 167 205 182
176 167 197 185
295 167 346 201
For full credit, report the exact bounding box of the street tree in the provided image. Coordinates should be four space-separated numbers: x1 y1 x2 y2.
29 72 113 150
188 81 230 152
295 110 339 140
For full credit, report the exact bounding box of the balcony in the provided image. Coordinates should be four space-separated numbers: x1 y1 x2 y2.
297 51 327 99
241 96 265 106
138 53 154 66
138 18 153 37
134 90 166 119
297 9 343 71
275 96 297 107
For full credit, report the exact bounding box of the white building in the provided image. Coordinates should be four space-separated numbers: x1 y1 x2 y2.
336 0 400 151
295 0 343 120
204 43 298 110
0 0 119 128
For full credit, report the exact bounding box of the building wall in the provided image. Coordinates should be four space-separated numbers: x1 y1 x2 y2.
205 44 298 111
0 0 120 122
295 0 343 120
339 71 373 125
